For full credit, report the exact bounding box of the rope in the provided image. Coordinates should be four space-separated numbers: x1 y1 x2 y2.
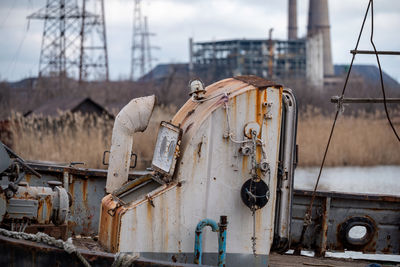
295 0 372 253
297 0 400 253
112 252 139 267
369 1 400 142
0 228 91 267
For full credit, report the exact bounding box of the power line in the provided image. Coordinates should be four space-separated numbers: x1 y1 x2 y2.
0 0 16 29
7 23 29 79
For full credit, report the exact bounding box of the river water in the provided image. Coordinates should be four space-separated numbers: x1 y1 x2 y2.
295 165 400 196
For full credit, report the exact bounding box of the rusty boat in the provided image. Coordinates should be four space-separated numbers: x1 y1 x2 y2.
0 76 399 267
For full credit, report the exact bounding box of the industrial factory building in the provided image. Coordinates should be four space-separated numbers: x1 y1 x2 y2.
189 0 333 87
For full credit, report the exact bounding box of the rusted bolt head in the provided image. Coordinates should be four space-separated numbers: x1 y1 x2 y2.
220 215 228 225
240 145 252 156
259 161 270 172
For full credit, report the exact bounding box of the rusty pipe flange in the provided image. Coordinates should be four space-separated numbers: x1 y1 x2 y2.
338 216 376 250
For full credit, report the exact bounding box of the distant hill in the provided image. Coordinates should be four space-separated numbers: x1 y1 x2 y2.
6 77 38 89
139 63 189 82
334 64 399 88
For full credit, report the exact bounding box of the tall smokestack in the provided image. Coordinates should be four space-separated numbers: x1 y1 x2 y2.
307 0 334 76
288 0 297 40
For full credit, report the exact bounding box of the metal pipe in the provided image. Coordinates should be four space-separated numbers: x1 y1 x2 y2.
63 171 69 190
105 95 156 193
189 37 194 74
350 50 400 56
194 216 228 267
218 216 228 266
331 96 400 104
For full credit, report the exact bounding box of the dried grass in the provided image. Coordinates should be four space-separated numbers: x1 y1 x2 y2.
7 106 400 169
298 107 400 166
8 105 176 169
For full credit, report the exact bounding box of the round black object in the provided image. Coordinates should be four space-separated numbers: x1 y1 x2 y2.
240 178 269 210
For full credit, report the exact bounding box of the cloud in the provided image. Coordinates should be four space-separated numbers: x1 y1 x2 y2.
0 0 399 82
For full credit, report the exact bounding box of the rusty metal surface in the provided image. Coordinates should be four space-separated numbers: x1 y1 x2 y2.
0 234 205 267
0 234 114 267
295 189 400 203
291 189 400 254
22 162 151 236
25 224 67 240
234 75 281 89
27 162 143 179
98 194 126 252
23 164 108 236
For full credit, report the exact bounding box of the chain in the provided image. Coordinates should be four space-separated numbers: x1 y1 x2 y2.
250 131 258 178
250 130 259 255
251 207 257 255
223 93 268 256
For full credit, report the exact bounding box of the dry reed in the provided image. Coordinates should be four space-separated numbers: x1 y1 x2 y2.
297 107 400 166
8 105 176 169
6 106 400 169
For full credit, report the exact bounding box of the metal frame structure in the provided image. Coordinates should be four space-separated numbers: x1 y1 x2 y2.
28 0 109 82
191 39 306 81
79 0 109 81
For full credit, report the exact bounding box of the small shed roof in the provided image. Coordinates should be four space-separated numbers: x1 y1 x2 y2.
24 96 114 118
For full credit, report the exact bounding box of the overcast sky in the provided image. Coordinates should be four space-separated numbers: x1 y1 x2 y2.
0 0 399 82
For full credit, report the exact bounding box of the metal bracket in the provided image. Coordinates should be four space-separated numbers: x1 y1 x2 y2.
350 50 400 56
331 96 400 104
103 150 137 169
107 201 121 217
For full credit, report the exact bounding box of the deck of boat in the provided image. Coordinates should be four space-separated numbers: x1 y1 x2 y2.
269 252 391 267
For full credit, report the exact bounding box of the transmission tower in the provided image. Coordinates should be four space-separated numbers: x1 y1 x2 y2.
28 0 109 82
79 0 109 81
130 0 156 81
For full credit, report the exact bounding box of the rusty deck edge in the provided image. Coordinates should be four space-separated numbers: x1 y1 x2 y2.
0 234 208 267
27 162 148 179
294 189 400 203
0 234 114 258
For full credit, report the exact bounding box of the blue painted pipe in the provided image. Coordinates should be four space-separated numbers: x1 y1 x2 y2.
194 216 228 267
218 216 228 266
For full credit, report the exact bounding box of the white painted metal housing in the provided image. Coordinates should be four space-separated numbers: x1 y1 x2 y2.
99 77 290 266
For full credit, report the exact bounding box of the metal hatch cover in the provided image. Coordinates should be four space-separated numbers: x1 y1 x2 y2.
234 75 281 89
151 121 182 179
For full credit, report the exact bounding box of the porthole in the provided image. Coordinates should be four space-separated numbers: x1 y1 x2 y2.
339 216 376 249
